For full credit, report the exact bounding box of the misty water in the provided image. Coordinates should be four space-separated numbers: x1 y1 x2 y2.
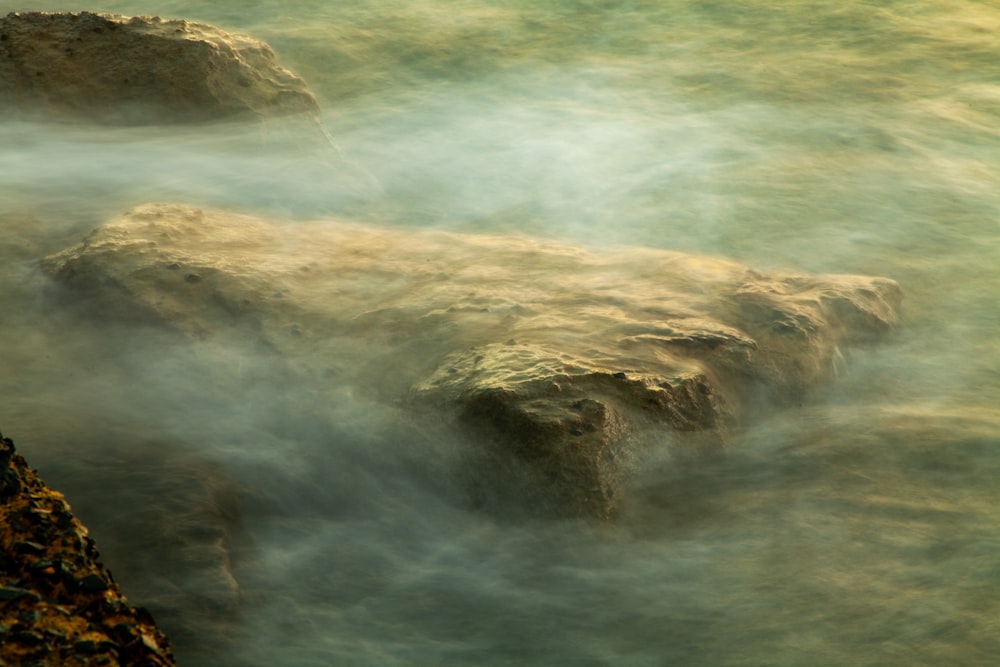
2 1 999 665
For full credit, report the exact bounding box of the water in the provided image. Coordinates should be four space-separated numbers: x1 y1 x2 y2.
2 1 999 665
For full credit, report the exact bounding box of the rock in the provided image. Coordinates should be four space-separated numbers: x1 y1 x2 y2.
42 203 903 517
0 11 319 124
0 432 176 667
8 418 247 653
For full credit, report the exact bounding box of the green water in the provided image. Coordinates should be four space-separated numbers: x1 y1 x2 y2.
1 2 998 665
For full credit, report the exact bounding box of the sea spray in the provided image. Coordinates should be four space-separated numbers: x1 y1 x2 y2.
1 1 998 665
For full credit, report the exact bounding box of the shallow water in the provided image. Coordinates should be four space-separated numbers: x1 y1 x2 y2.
1 1 998 665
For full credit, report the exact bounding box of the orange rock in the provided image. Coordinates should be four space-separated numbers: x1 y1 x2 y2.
0 433 176 667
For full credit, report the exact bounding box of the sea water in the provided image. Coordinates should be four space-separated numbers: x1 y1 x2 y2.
1 2 998 665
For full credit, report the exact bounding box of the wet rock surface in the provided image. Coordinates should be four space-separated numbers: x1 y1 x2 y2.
0 433 176 666
19 420 248 658
0 11 319 124
42 203 903 517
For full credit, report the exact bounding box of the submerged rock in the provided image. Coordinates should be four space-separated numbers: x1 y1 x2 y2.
0 432 176 666
0 11 319 124
42 204 903 517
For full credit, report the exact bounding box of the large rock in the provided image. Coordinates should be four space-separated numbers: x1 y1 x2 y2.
42 204 903 517
0 11 319 124
0 433 176 666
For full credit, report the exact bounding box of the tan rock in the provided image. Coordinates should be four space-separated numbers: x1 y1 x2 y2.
42 203 903 517
0 11 319 124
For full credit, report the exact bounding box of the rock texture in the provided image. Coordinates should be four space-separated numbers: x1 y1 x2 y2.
0 11 319 124
42 203 903 517
19 422 246 656
0 433 176 666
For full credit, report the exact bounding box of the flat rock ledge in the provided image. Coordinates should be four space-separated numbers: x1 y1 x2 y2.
0 434 176 667
43 203 903 518
0 11 319 124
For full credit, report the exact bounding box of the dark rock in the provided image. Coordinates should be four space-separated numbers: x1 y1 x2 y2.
0 585 33 601
0 11 319 124
77 573 110 594
11 629 46 646
74 637 119 654
14 541 45 555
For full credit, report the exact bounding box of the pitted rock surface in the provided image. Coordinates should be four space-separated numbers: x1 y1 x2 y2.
0 433 176 667
0 11 319 124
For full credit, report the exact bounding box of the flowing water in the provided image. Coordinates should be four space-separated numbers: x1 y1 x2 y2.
2 1 999 665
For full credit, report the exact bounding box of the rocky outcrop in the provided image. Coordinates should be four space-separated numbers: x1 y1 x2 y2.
21 422 246 656
42 203 903 517
0 12 319 124
0 433 175 666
